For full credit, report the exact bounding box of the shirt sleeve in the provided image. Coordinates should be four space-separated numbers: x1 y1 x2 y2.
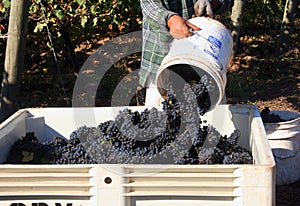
140 0 178 30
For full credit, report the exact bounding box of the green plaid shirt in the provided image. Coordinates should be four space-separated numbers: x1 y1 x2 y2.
139 0 197 87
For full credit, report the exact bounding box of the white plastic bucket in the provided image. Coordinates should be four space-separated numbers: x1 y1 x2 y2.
264 110 300 185
155 17 233 108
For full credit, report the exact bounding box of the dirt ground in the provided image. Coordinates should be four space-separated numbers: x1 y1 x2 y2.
227 39 300 114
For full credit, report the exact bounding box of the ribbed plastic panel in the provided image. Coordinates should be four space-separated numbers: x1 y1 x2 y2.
120 165 238 205
0 165 93 205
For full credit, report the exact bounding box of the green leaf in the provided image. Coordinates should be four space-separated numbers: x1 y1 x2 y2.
54 9 64 20
91 5 97 15
21 151 34 162
46 42 52 49
76 0 85 5
33 22 47 33
93 17 98 26
56 31 61 38
2 0 11 8
81 16 88 28
49 17 56 23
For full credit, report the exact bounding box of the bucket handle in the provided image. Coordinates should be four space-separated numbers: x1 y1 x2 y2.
273 151 297 159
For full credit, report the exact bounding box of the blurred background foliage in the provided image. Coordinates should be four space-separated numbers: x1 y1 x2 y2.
0 0 298 108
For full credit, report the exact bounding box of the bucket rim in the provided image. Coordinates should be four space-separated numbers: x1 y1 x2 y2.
156 56 225 106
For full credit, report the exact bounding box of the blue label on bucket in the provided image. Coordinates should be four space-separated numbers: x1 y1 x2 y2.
204 35 222 60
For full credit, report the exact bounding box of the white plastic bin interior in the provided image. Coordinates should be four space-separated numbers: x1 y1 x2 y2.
0 105 275 206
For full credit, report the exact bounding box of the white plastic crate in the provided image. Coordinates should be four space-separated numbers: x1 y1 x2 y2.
0 105 275 206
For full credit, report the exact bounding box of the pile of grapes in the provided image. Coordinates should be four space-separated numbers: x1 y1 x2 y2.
260 107 293 123
4 132 95 164
4 79 253 165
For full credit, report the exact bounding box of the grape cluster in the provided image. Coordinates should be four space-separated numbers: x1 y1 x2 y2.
4 132 52 164
46 134 96 164
4 132 96 164
81 106 181 164
4 77 253 165
173 125 253 165
260 107 293 123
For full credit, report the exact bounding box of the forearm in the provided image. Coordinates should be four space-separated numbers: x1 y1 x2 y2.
140 0 177 29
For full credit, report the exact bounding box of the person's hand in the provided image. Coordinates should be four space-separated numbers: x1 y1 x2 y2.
167 15 200 39
194 0 214 18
